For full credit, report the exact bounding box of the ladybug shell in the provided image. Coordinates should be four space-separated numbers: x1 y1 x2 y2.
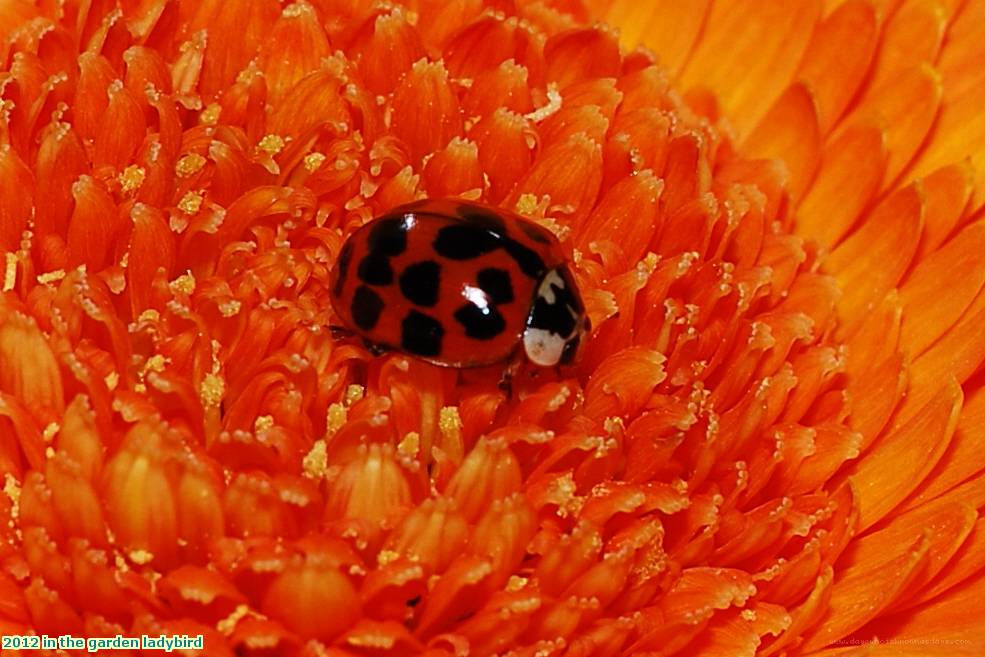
330 199 571 368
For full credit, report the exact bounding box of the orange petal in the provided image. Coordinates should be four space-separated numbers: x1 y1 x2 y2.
847 352 906 451
583 347 667 418
422 137 484 198
794 0 878 133
127 202 175 315
0 146 33 252
795 124 887 247
899 221 985 358
66 175 121 272
93 81 145 171
266 68 350 140
390 58 464 161
258 2 332 103
601 0 711 76
444 438 522 523
189 0 280 98
507 132 603 223
462 59 534 118
262 560 361 641
846 379 962 531
826 182 925 340
101 421 181 567
799 533 930 651
866 0 947 90
873 571 985 647
0 311 64 416
678 0 822 137
742 82 821 201
905 384 985 509
841 498 976 612
469 108 536 203
904 516 985 610
543 26 621 88
384 497 469 573
916 161 975 260
903 5 985 206
574 169 663 272
893 284 985 428
839 63 943 189
73 53 116 143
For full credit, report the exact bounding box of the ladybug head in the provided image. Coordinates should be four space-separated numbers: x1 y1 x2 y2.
522 266 590 367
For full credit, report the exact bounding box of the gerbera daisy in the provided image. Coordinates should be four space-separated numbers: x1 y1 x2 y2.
1 0 983 655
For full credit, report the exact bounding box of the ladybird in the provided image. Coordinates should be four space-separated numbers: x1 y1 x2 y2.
329 199 589 368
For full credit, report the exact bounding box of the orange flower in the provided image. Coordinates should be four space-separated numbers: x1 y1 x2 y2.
1 0 984 655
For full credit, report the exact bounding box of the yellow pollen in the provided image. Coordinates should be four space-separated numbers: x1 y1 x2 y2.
326 403 347 435
104 371 120 390
3 253 17 291
128 549 153 564
515 193 539 215
304 152 326 172
344 384 365 406
175 153 206 176
506 575 529 591
138 309 160 323
36 269 66 284
200 373 224 408
42 423 59 443
216 604 249 635
118 164 146 192
144 354 167 373
218 299 242 317
200 103 221 124
134 382 147 393
302 439 328 480
439 406 462 436
377 550 400 566
3 474 20 518
169 270 196 295
397 432 420 457
254 415 274 432
45 446 55 459
177 190 204 214
258 134 285 156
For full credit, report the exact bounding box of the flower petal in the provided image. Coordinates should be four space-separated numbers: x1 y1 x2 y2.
846 379 962 531
826 182 924 340
794 0 878 134
742 82 821 201
678 0 821 136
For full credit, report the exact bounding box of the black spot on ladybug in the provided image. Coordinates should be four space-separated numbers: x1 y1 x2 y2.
399 260 441 306
352 285 385 331
518 220 554 244
503 239 546 278
433 224 501 260
333 240 354 296
357 253 393 286
454 302 506 340
458 205 507 233
476 267 514 305
367 217 408 256
527 292 577 337
401 310 445 356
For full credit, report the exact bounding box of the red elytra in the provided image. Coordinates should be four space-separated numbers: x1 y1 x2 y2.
329 198 589 368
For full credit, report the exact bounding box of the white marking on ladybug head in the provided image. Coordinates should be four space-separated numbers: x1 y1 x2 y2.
523 327 566 367
523 266 587 367
538 269 564 304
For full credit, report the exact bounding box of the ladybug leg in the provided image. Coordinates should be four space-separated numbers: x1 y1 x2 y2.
328 324 353 340
498 357 523 397
362 338 390 357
